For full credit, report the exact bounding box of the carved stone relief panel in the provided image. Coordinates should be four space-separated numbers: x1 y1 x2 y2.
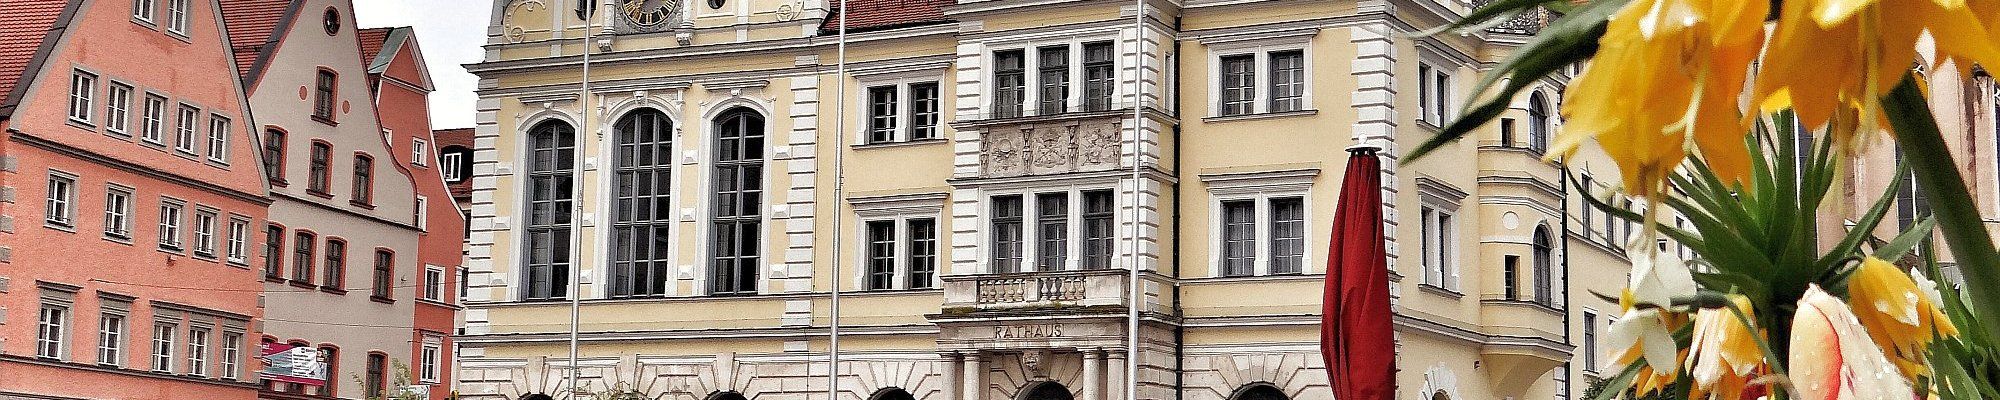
981 117 1122 178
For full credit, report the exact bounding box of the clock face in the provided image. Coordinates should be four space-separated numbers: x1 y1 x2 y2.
619 0 680 29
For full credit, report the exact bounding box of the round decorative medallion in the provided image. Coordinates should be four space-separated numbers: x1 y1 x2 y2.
619 0 682 31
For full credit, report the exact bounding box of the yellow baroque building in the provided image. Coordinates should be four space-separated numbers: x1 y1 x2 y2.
455 0 1661 399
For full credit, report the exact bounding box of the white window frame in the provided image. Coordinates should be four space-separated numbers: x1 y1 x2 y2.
851 66 946 145
46 170 77 228
415 195 429 231
69 70 96 124
207 114 230 163
1201 168 1315 277
424 265 445 301
193 207 218 258
186 327 209 377
174 104 199 155
412 138 429 166
106 82 133 134
98 312 125 366
132 0 157 23
419 340 442 383
105 184 134 239
226 215 249 263
440 151 465 181
36 304 69 359
165 0 188 35
1415 177 1466 292
1202 30 1316 118
1417 55 1457 126
150 322 175 373
980 32 1124 119
850 193 945 290
1583 310 1602 373
159 198 185 251
218 332 241 380
981 184 1118 273
141 94 166 143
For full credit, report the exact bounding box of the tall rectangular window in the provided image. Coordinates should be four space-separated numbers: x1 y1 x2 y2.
909 83 940 139
1082 42 1115 111
98 313 125 365
1504 255 1521 300
141 94 166 143
990 195 1024 273
1219 55 1256 116
1421 205 1456 290
411 138 429 166
150 323 174 373
308 142 331 193
1036 45 1070 115
866 221 896 290
1080 190 1114 269
158 200 184 250
207 115 229 163
1268 50 1305 112
424 266 444 301
1584 312 1600 371
1035 193 1068 271
867 86 898 143
1432 68 1452 124
609 111 673 298
68 71 95 123
165 0 188 34
45 173 76 227
440 152 464 181
219 332 241 379
36 305 67 359
907 219 937 289
132 0 157 22
106 83 133 134
192 210 217 257
1220 200 1255 277
364 353 387 398
524 123 575 301
263 130 286 183
419 343 441 383
292 231 316 283
174 105 199 154
1269 197 1305 274
709 111 765 295
416 196 429 230
104 187 133 238
324 239 347 289
186 328 209 377
352 155 374 205
226 217 249 263
264 224 284 279
1421 63 1453 125
993 50 1026 118
313 70 336 121
372 250 394 298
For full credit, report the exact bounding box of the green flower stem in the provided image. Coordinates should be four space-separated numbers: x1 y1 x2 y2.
1882 74 2000 343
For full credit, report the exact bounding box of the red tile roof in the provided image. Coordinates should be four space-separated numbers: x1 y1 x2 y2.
433 128 475 199
819 0 954 34
218 0 298 84
356 27 392 67
0 0 75 111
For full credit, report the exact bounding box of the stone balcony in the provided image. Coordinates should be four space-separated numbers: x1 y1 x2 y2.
937 268 1171 316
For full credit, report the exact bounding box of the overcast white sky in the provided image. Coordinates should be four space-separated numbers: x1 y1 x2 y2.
353 0 489 130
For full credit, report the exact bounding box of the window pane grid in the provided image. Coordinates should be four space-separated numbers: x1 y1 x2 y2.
909 83 940 139
175 105 198 154
611 110 674 298
36 306 65 359
867 86 898 143
46 175 74 226
193 211 216 257
105 189 132 237
98 314 123 365
142 95 165 142
866 221 896 290
990 195 1023 273
524 122 575 300
1268 51 1305 113
324 240 346 289
1036 46 1070 115
69 72 94 123
1035 193 1068 271
907 219 937 288
1221 200 1255 277
993 50 1026 118
710 110 764 295
1269 197 1304 274
107 84 132 133
207 116 230 162
158 202 183 250
1220 55 1256 116
1081 190 1114 269
1082 42 1115 112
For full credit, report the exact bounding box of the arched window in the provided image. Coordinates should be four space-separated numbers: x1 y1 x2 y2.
1431 391 1451 400
611 109 675 298
710 108 765 295
1018 381 1074 400
1228 383 1288 400
520 394 555 400
1532 225 1554 306
523 120 576 301
1528 92 1550 153
869 388 917 400
315 345 339 397
706 391 749 400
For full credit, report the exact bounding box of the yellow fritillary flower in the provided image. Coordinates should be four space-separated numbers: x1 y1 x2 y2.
1684 294 1763 400
1845 257 1960 381
1756 0 2000 149
1555 0 1765 194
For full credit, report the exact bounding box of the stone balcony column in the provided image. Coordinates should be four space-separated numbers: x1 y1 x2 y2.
943 352 963 400
963 351 984 400
1081 348 1103 400
1104 350 1126 400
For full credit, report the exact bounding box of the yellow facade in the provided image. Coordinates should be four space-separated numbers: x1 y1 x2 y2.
456 0 1662 399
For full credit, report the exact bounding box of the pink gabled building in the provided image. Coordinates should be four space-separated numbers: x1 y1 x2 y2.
357 25 465 400
0 0 271 399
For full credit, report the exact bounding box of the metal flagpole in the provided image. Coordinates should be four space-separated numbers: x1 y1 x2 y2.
828 1 850 400
1123 0 1144 397
567 0 594 397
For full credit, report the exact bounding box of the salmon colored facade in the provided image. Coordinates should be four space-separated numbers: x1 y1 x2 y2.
360 25 466 400
0 1 270 399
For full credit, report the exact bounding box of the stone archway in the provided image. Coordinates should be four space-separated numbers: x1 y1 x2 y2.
1226 383 1288 400
870 387 917 400
1017 380 1074 400
707 390 749 400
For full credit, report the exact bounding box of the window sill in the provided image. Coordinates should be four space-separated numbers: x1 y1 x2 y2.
105 129 131 139
288 280 318 290
45 222 77 233
1183 273 1321 283
192 252 218 262
853 137 948 150
269 179 288 188
952 107 1130 128
165 31 191 44
103 233 133 245
131 18 157 30
1417 283 1464 299
305 190 333 199
320 286 348 295
1201 109 1317 123
66 118 97 131
311 115 338 126
264 275 287 283
348 200 375 209
370 295 396 304
157 245 183 255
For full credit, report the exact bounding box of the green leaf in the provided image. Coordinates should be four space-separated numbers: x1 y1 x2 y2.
1588 361 1645 400
1874 216 1934 261
1815 160 1910 269
1404 0 1632 162
1881 73 2000 342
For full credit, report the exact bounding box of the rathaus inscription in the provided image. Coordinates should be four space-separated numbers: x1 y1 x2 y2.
994 324 1064 339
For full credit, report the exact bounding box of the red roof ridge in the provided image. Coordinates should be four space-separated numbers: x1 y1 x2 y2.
0 0 81 116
